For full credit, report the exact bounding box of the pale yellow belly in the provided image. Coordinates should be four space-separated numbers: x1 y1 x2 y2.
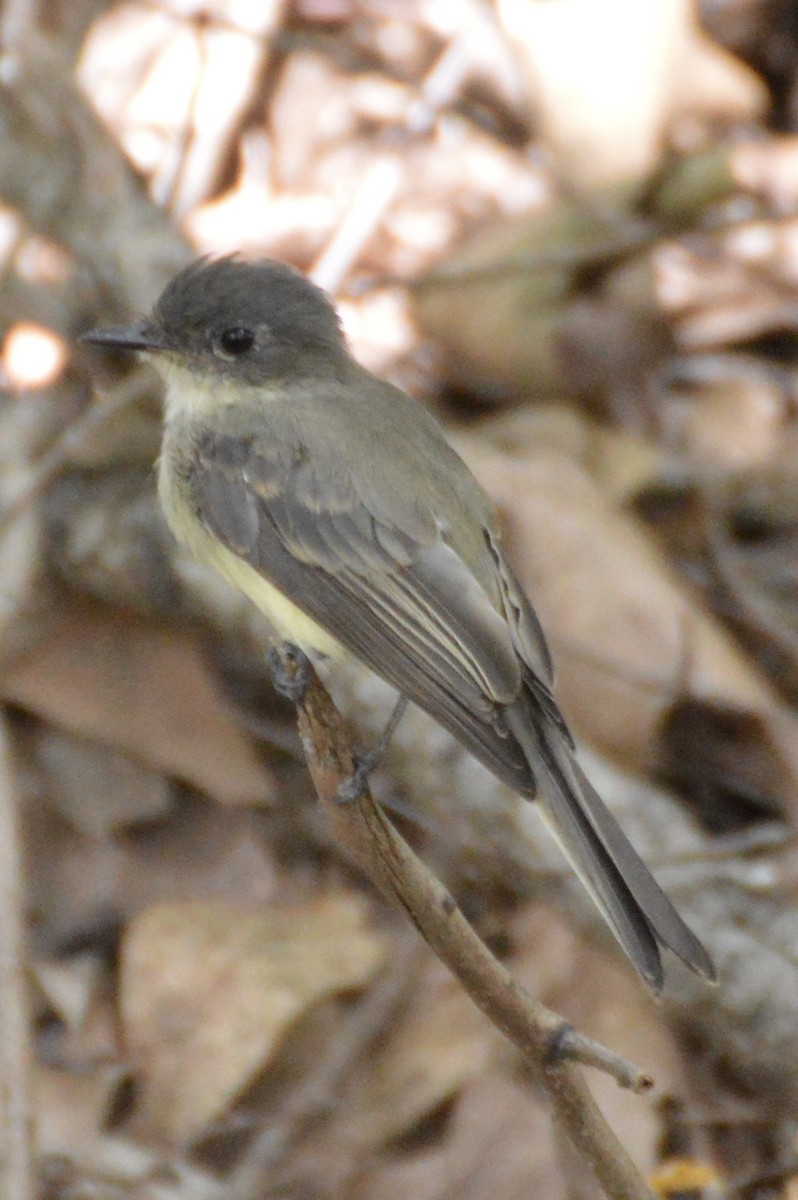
160 474 342 659
208 539 342 658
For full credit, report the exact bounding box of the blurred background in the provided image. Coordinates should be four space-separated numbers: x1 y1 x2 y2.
3 0 798 1196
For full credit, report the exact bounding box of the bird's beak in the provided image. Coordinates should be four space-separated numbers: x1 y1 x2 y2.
80 319 169 354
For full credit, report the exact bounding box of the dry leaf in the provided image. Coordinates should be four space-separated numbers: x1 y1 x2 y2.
80 1 284 214
33 1061 123 1160
657 699 793 829
470 405 666 505
680 373 786 471
457 428 779 772
24 781 280 954
31 725 171 837
659 215 798 351
412 207 604 401
498 0 764 188
675 31 768 130
2 599 274 806
270 52 408 189
34 954 106 1034
498 0 693 185
349 962 497 1146
411 150 734 406
367 1072 561 1200
121 892 387 1143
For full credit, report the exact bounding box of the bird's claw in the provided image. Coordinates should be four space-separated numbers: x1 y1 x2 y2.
334 695 408 804
268 642 312 704
335 753 377 804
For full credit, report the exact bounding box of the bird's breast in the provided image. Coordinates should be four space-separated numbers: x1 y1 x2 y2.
158 435 343 659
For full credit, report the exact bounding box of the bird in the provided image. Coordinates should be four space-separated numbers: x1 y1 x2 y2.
83 255 715 991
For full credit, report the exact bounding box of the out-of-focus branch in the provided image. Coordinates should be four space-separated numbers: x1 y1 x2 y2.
0 712 34 1200
275 647 654 1200
0 31 188 314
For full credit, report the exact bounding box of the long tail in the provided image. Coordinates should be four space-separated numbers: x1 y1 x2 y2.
507 706 715 992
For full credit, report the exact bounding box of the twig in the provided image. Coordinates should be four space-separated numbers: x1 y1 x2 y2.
0 31 189 312
311 156 404 295
276 650 655 1200
0 711 34 1200
160 14 211 218
350 239 647 297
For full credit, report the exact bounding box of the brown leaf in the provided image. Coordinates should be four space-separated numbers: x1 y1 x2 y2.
2 599 274 806
120 892 387 1143
79 1 284 215
497 0 764 188
33 1061 122 1160
348 961 497 1146
680 373 786 472
24 782 280 954
30 725 171 837
364 1072 561 1200
457 425 779 773
657 698 798 829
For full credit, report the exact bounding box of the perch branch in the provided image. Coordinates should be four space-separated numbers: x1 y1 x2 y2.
275 649 654 1200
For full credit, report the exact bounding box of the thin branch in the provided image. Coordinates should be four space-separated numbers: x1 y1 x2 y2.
0 31 189 312
276 650 655 1200
349 239 647 297
0 711 34 1200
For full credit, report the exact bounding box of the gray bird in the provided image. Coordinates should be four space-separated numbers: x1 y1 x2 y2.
84 256 715 991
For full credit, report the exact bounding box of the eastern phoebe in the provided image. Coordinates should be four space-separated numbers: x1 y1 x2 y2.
83 257 714 991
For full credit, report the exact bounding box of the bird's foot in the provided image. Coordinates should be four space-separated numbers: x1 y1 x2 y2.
336 756 375 805
335 695 408 804
268 642 312 705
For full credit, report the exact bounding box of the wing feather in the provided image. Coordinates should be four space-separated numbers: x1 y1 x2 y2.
191 434 535 793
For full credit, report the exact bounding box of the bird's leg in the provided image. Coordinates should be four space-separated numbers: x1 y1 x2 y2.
267 642 313 704
268 643 407 802
336 695 408 804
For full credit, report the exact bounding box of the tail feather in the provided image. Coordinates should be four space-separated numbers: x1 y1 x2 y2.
507 707 715 991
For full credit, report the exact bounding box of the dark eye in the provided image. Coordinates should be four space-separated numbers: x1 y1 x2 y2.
218 327 255 356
